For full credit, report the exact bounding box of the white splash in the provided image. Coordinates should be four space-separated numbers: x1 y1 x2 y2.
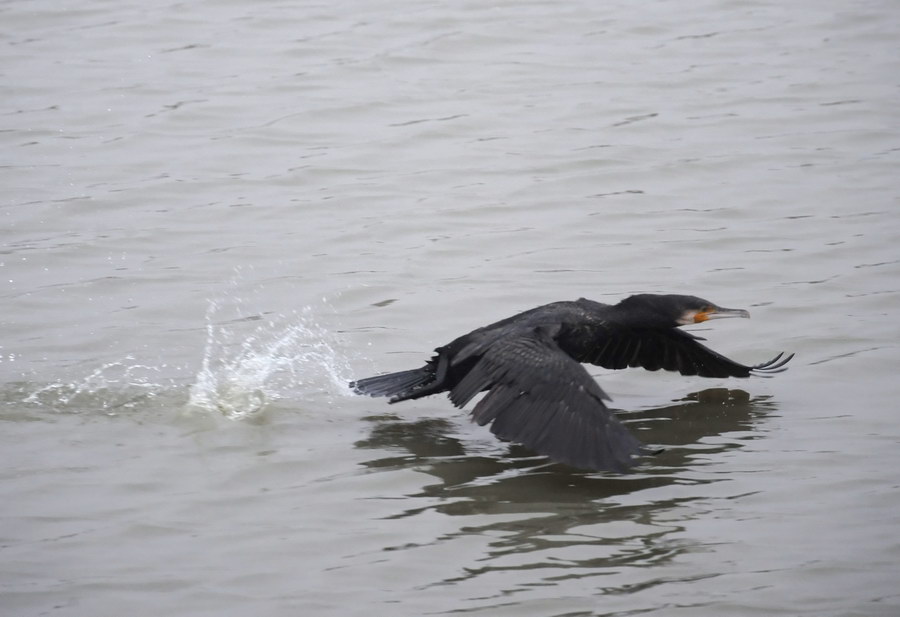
186 301 352 420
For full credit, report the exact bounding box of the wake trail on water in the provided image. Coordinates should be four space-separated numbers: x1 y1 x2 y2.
8 297 355 420
20 359 180 414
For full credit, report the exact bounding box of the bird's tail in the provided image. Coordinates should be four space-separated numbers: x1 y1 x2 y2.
350 367 434 400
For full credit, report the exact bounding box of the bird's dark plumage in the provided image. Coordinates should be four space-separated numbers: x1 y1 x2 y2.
351 294 793 473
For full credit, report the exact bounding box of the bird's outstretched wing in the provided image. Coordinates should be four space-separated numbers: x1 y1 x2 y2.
448 326 642 473
586 328 793 378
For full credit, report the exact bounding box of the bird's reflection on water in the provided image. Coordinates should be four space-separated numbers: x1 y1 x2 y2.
358 388 774 497
354 389 777 586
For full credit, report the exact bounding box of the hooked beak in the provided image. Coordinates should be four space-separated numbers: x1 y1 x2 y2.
694 306 751 323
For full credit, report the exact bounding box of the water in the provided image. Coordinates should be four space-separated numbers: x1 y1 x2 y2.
186 296 352 419
2 0 899 615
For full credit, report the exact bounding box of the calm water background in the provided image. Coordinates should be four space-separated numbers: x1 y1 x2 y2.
2 1 899 615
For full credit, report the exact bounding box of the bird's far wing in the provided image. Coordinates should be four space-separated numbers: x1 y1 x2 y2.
448 327 642 473
587 328 793 378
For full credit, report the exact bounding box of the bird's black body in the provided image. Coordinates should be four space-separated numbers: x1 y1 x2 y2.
351 294 792 473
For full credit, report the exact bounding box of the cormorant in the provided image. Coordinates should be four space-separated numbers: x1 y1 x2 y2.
350 294 793 473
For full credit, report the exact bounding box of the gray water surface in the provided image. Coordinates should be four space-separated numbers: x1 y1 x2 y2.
3 1 899 615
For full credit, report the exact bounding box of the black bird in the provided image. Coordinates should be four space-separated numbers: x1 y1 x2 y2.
350 294 793 473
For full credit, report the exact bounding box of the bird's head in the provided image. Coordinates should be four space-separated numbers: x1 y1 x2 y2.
618 294 751 328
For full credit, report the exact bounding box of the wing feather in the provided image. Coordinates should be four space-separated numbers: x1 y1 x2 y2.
590 328 792 378
449 328 642 473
